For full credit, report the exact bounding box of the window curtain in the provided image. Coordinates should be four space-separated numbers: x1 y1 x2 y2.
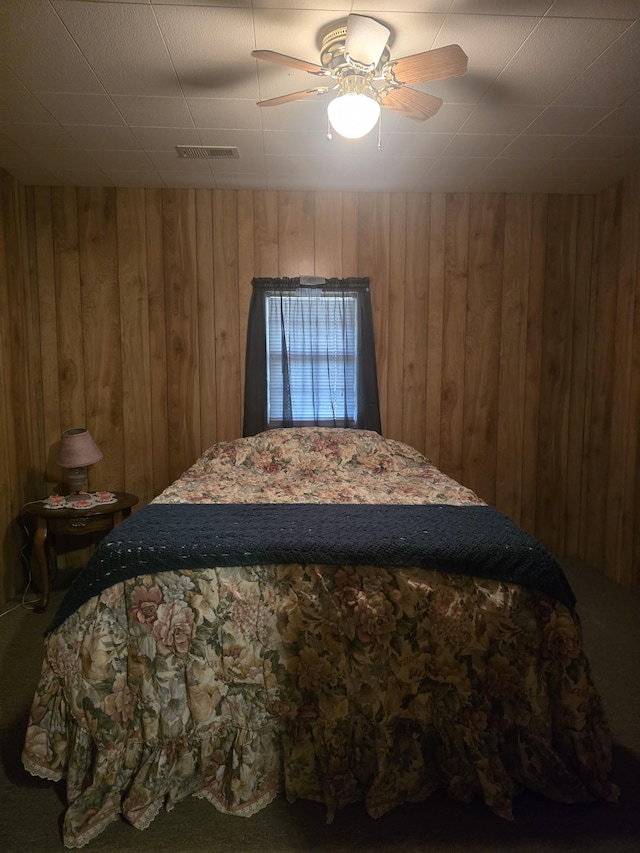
243 276 381 436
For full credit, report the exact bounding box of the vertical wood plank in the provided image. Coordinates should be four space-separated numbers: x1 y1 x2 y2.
606 176 637 583
386 193 406 443
254 190 278 277
145 188 169 496
195 189 217 451
425 192 446 466
20 186 45 497
116 188 153 505
33 187 62 490
463 193 504 506
213 190 241 441
357 193 390 433
628 174 640 593
163 188 200 482
78 186 123 491
584 184 621 570
0 173 21 601
536 195 578 554
237 190 255 413
565 194 594 554
314 192 343 278
440 193 469 485
497 194 532 523
521 194 547 537
52 187 85 430
341 192 359 277
402 193 430 454
278 191 314 277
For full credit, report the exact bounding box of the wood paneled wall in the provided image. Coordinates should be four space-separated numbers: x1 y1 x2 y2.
1 171 639 604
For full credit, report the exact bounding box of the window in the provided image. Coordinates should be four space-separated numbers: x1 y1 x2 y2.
243 277 381 436
265 291 358 426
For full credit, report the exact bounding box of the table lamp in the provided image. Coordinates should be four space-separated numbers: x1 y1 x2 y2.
57 428 103 494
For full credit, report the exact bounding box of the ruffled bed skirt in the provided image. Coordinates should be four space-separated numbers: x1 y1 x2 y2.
22 564 618 848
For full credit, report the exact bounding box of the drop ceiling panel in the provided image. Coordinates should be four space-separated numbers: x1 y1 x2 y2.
36 93 125 126
112 96 195 128
490 17 631 104
52 0 183 97
1 0 103 94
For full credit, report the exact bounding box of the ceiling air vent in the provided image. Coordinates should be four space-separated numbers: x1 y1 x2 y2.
176 145 240 159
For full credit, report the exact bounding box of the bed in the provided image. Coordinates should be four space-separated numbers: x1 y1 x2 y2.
22 427 618 848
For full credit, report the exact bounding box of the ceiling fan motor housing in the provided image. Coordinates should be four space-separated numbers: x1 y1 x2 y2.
320 22 391 75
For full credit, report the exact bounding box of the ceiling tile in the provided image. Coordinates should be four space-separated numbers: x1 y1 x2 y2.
64 125 143 150
199 128 266 156
424 66 503 106
0 91 56 123
500 134 577 158
460 103 542 134
430 156 492 176
546 0 640 19
1 123 78 149
50 168 111 186
436 14 538 66
131 126 200 151
112 96 195 128
0 62 28 94
146 150 212 171
30 147 99 170
207 154 266 174
562 135 640 158
214 172 267 189
589 106 640 136
155 5 257 99
52 0 183 97
104 169 165 188
89 150 155 171
396 104 476 134
524 105 610 134
1 0 103 94
187 98 262 130
161 170 216 188
443 132 513 156
553 21 640 107
36 93 125 127
489 17 630 104
449 0 551 12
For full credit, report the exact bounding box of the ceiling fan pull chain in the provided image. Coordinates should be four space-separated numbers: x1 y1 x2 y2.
377 114 382 150
326 115 333 142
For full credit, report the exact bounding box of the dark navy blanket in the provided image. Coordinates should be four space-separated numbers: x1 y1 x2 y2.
47 502 575 633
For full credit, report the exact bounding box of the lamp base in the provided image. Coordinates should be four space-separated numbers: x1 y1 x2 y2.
66 466 89 494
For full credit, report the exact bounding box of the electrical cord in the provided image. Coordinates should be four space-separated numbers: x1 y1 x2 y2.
0 499 48 619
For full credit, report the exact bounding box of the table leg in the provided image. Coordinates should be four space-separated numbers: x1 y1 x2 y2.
32 517 50 611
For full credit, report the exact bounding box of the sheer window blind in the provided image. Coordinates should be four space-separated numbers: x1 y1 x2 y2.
265 291 358 426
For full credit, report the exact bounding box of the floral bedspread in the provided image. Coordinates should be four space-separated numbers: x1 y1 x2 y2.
22 429 618 848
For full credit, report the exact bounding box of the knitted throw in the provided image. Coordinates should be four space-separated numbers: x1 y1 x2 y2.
47 502 575 633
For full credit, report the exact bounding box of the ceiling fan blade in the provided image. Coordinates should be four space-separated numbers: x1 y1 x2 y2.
257 87 332 108
345 14 391 67
384 44 468 85
251 50 328 76
380 87 443 121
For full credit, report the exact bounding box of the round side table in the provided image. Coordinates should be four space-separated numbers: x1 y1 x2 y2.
20 492 138 611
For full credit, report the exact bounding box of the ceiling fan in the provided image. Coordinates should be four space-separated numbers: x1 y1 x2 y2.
251 14 468 140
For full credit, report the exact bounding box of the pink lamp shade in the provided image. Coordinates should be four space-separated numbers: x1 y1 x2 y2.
58 428 103 467
57 428 103 493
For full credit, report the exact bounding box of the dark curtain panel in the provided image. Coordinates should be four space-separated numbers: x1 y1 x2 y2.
243 276 381 436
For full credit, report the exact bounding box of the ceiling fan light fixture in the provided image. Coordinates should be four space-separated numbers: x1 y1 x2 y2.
328 93 380 139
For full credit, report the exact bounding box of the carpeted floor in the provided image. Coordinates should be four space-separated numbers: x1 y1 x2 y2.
0 559 638 853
